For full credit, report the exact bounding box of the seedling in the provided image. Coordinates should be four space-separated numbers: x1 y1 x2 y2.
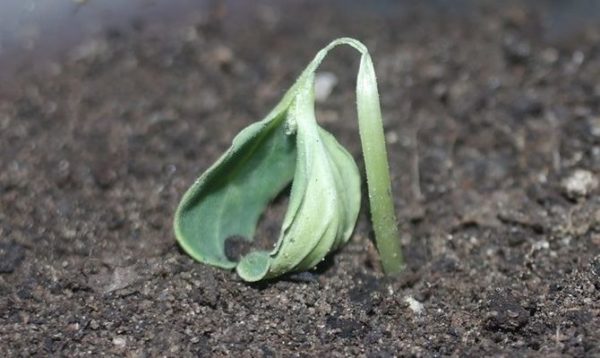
174 38 403 281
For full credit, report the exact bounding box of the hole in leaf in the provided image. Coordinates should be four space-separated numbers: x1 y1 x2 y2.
224 236 253 262
224 184 291 262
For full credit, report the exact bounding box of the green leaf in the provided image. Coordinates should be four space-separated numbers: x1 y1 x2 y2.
174 72 361 282
173 106 296 270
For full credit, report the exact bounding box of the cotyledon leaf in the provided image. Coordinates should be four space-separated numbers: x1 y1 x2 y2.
173 108 297 270
236 73 361 281
174 70 361 281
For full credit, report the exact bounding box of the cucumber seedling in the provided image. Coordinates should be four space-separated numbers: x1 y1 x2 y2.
174 38 404 281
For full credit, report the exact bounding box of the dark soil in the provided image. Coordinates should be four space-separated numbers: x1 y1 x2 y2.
1 1 600 356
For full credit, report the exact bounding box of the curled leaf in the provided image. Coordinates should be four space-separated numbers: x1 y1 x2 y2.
237 73 361 281
174 71 360 282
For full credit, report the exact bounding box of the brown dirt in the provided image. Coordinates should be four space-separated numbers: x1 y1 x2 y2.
1 1 599 356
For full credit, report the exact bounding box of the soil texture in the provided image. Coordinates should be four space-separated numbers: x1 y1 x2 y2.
1 1 599 356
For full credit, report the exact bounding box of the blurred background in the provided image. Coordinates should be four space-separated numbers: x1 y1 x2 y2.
2 0 600 84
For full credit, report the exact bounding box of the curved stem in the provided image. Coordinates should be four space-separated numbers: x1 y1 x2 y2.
294 38 404 275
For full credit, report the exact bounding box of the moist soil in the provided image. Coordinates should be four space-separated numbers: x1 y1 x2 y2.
1 1 600 356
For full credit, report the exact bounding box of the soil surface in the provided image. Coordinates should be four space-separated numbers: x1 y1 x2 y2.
1 1 600 356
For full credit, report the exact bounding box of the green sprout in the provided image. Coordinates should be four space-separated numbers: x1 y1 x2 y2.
174 37 403 281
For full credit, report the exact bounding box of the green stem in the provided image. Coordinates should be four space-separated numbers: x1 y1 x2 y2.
356 53 404 275
297 38 404 275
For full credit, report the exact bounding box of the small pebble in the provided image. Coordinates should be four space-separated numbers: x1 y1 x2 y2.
532 240 549 251
385 130 399 144
112 336 126 348
90 320 100 330
404 296 425 315
561 169 598 199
